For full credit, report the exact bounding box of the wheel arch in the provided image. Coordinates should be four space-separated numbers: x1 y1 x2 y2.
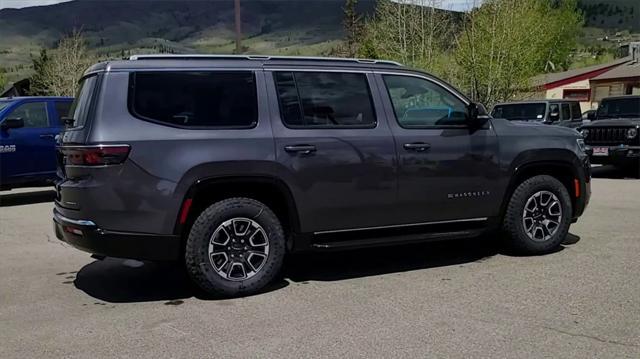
174 175 301 239
500 149 583 219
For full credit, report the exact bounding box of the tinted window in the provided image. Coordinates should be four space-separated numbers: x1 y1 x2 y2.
570 102 582 120
7 102 49 128
597 97 640 119
561 103 570 121
68 75 98 128
55 101 72 120
492 103 546 121
131 72 257 128
383 75 467 127
274 72 375 128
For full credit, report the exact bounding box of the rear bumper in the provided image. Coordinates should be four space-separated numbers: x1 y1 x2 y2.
53 208 181 261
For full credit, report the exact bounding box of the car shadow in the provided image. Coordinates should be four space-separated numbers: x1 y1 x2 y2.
284 238 499 282
73 257 289 303
72 234 577 303
591 165 638 179
0 189 56 207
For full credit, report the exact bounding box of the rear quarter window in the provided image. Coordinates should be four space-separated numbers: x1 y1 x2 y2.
129 71 258 128
68 75 98 128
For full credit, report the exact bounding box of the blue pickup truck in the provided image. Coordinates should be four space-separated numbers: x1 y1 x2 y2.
0 96 73 190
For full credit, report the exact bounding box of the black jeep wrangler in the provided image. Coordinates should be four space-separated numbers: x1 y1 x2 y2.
54 55 591 296
580 95 640 177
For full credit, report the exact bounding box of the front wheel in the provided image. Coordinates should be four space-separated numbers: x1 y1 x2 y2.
185 197 285 297
503 175 572 255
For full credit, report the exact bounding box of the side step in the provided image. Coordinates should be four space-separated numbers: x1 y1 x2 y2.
311 229 485 251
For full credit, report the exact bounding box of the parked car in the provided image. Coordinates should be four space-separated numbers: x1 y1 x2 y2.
54 55 591 296
580 95 640 177
491 100 584 128
0 96 73 190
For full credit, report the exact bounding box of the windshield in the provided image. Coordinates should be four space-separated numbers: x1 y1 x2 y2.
597 97 640 119
491 103 546 121
0 100 14 113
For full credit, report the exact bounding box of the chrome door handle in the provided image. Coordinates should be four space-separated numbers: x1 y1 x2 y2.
403 142 431 152
39 134 55 139
284 144 317 155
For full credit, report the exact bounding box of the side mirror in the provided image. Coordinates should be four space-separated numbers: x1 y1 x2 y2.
586 111 596 121
467 102 489 127
549 111 560 122
0 118 25 131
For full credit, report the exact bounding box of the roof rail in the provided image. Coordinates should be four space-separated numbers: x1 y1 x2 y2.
128 54 402 66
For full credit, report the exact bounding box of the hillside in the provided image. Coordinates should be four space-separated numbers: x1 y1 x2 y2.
0 0 639 86
0 0 375 83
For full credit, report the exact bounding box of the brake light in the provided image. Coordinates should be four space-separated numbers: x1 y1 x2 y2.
59 145 130 166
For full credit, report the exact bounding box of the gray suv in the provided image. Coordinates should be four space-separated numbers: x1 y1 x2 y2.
54 55 591 296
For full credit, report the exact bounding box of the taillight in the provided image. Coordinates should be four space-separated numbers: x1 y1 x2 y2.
59 145 130 166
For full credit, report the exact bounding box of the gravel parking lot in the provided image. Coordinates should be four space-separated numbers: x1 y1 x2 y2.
1 166 638 358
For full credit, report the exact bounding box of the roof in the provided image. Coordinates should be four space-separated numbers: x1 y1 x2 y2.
591 61 640 81
84 54 406 76
531 57 631 88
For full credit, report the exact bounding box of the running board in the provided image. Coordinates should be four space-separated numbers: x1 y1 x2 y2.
311 229 485 251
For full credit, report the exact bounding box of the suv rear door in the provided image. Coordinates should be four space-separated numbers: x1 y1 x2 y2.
266 69 398 233
376 72 501 224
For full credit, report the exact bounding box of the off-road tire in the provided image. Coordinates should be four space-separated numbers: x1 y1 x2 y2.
503 175 572 255
185 197 285 297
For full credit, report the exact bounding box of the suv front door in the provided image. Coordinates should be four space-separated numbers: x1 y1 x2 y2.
376 73 501 224
267 70 398 233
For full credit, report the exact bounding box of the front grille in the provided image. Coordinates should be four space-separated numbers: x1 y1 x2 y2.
584 127 632 145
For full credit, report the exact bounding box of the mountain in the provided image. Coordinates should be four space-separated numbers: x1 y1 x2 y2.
0 0 638 85
0 0 375 83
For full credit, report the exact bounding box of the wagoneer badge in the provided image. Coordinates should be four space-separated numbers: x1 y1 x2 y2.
448 191 490 199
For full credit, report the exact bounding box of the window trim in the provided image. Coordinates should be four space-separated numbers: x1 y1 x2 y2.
272 70 378 130
127 70 259 130
380 73 470 129
7 100 51 128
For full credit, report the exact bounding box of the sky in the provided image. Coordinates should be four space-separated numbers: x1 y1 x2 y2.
0 0 481 12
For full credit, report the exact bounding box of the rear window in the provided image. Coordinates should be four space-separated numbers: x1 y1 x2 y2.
491 103 546 121
129 71 258 128
68 75 98 128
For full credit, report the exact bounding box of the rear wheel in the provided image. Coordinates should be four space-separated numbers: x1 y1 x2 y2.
503 175 572 254
185 197 285 297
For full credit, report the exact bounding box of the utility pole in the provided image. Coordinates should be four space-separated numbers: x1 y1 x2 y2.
234 0 242 53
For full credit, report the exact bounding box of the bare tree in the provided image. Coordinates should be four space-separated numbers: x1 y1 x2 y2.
30 30 96 96
359 0 455 72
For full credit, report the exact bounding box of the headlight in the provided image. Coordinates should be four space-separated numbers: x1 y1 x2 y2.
580 129 589 138
576 138 586 153
627 128 638 139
